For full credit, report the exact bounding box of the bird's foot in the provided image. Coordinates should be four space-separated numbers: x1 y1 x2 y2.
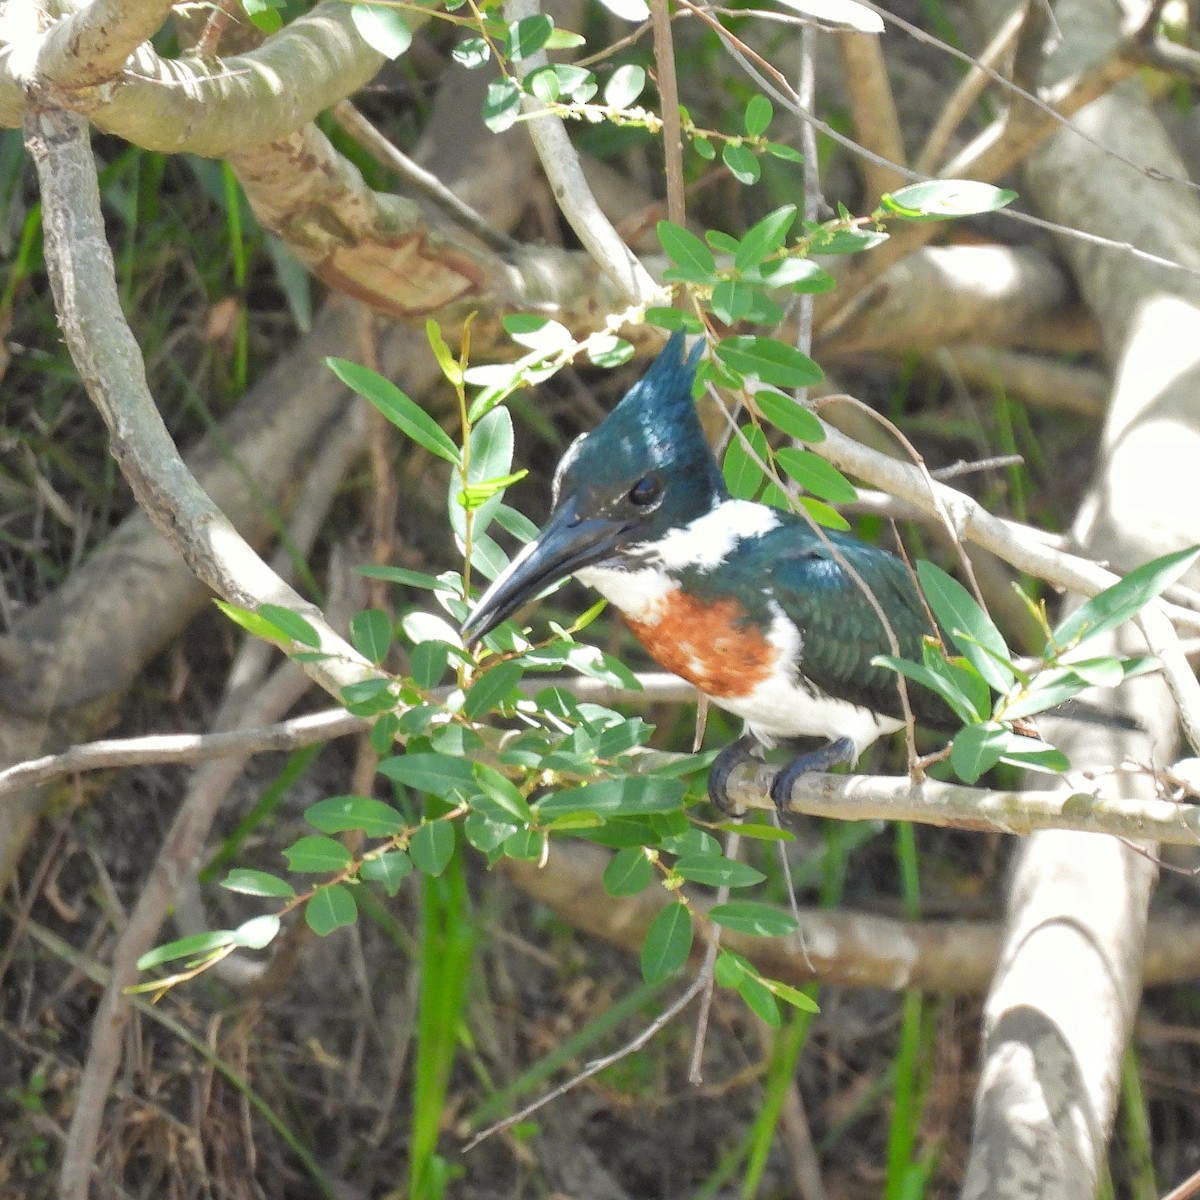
707 736 761 816
768 737 855 813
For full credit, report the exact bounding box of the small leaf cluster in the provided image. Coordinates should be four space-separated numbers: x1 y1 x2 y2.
875 547 1200 782
606 836 817 1023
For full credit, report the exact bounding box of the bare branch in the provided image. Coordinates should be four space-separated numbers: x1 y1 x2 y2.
25 105 378 745
725 761 1200 847
505 0 660 304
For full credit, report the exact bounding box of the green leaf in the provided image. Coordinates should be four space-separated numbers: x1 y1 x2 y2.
462 660 524 719
710 279 757 326
526 65 561 103
483 77 524 133
327 358 460 464
378 752 477 798
775 448 858 504
641 903 693 984
693 136 716 160
594 717 653 757
882 180 1017 221
714 821 795 842
233 914 281 949
604 63 646 108
1001 669 1088 720
674 854 765 888
137 930 235 971
736 972 781 1025
658 220 719 283
350 608 392 664
949 722 1007 784
916 561 1015 693
472 762 533 824
508 13 552 58
645 306 703 333
544 27 585 49
797 496 850 530
221 868 295 899
722 424 769 500
1050 545 1200 651
350 3 412 58
452 36 490 68
714 949 747 987
464 813 518 853
743 94 773 138
764 978 820 1013
537 776 686 818
410 821 456 875
754 389 824 442
550 63 597 101
258 603 321 648
410 639 450 689
734 204 795 271
305 884 358 935
753 256 835 293
873 653 981 725
214 600 287 643
241 0 282 34
340 677 396 717
604 846 656 897
722 142 760 185
502 829 545 860
360 850 413 895
999 739 1069 774
283 835 353 873
709 901 798 938
304 795 406 838
766 141 804 163
356 564 447 591
715 335 824 388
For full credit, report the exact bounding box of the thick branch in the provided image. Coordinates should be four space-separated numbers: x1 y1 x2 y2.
2 1 386 156
25 106 376 706
503 840 1200 993
33 0 174 88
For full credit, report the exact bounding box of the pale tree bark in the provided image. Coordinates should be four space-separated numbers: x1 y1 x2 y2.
961 1 1200 1194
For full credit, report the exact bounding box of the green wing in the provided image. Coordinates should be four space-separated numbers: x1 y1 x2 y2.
762 525 957 730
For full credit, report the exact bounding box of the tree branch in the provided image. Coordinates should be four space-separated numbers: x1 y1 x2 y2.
2 0 387 155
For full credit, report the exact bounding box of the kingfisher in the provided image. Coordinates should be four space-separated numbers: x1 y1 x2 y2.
460 331 958 811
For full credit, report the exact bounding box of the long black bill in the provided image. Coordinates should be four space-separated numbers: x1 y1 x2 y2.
460 495 626 647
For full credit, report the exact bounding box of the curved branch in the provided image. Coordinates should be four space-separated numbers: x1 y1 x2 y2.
505 0 660 304
2 1 387 156
35 0 175 87
25 105 377 715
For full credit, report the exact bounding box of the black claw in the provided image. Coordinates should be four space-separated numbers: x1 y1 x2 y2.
768 736 855 812
707 736 760 816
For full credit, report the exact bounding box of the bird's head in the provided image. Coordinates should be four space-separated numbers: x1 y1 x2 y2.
461 330 726 645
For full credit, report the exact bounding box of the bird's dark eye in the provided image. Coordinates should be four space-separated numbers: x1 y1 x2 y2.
628 476 661 507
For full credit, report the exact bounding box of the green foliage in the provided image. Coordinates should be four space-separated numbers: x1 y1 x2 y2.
876 546 1199 781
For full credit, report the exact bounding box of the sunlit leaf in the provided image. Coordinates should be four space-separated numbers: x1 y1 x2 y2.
1051 545 1200 651
350 3 412 58
882 180 1017 221
328 358 460 463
